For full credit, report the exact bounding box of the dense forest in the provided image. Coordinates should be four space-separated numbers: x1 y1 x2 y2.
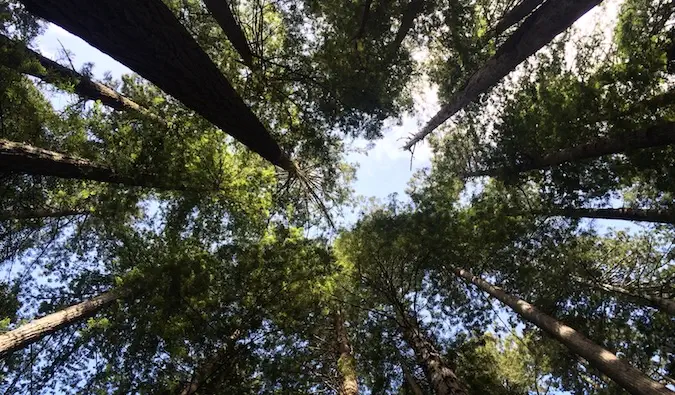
0 0 673 394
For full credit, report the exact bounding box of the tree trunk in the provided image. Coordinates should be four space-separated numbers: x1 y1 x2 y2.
389 0 425 55
0 208 86 221
0 289 122 357
334 310 359 395
544 207 675 225
202 0 254 67
0 139 191 190
493 0 546 36
402 363 425 395
19 0 293 171
454 267 672 395
465 122 675 178
397 309 467 395
403 0 603 149
0 33 163 124
572 276 675 316
354 0 374 41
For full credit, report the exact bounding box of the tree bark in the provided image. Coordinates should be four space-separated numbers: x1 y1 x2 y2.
0 33 163 124
334 310 359 395
543 207 675 225
403 0 603 149
0 289 122 357
493 0 546 36
454 267 672 395
0 139 190 190
572 276 675 316
0 208 86 221
202 0 254 67
19 0 293 170
389 0 425 55
465 122 675 178
397 308 467 395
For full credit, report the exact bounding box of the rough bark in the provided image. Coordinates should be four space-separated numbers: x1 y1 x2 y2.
202 0 254 67
404 0 603 149
572 276 675 316
0 208 86 221
335 310 359 395
0 33 163 124
389 0 425 55
0 289 122 357
493 0 546 36
397 309 467 395
20 0 293 170
544 207 675 225
0 139 189 190
465 122 675 178
454 267 672 395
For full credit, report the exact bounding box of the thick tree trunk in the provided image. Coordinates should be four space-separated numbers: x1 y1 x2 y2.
572 276 675 316
493 0 546 36
0 208 86 221
454 267 672 395
334 310 359 395
404 0 603 149
544 207 675 224
465 122 675 178
0 289 122 357
0 33 162 123
0 139 190 190
20 0 293 170
397 309 467 395
389 0 425 55
202 0 254 67
402 364 425 395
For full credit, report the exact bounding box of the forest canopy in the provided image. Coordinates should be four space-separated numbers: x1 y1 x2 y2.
0 0 673 394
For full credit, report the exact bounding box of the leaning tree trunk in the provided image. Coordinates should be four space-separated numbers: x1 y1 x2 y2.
0 33 163 124
465 122 675 178
353 0 374 41
572 276 675 317
493 0 546 36
0 139 193 190
334 310 359 395
0 289 122 357
389 0 425 55
19 0 293 171
453 267 672 395
396 308 467 395
202 0 254 68
403 0 603 149
0 208 86 221
544 207 675 225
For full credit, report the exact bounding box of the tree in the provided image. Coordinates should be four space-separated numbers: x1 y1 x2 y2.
20 0 294 170
453 267 672 395
405 0 604 149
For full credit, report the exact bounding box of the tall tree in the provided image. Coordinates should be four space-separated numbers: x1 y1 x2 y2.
19 0 294 170
0 33 163 123
404 0 604 149
453 267 672 395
